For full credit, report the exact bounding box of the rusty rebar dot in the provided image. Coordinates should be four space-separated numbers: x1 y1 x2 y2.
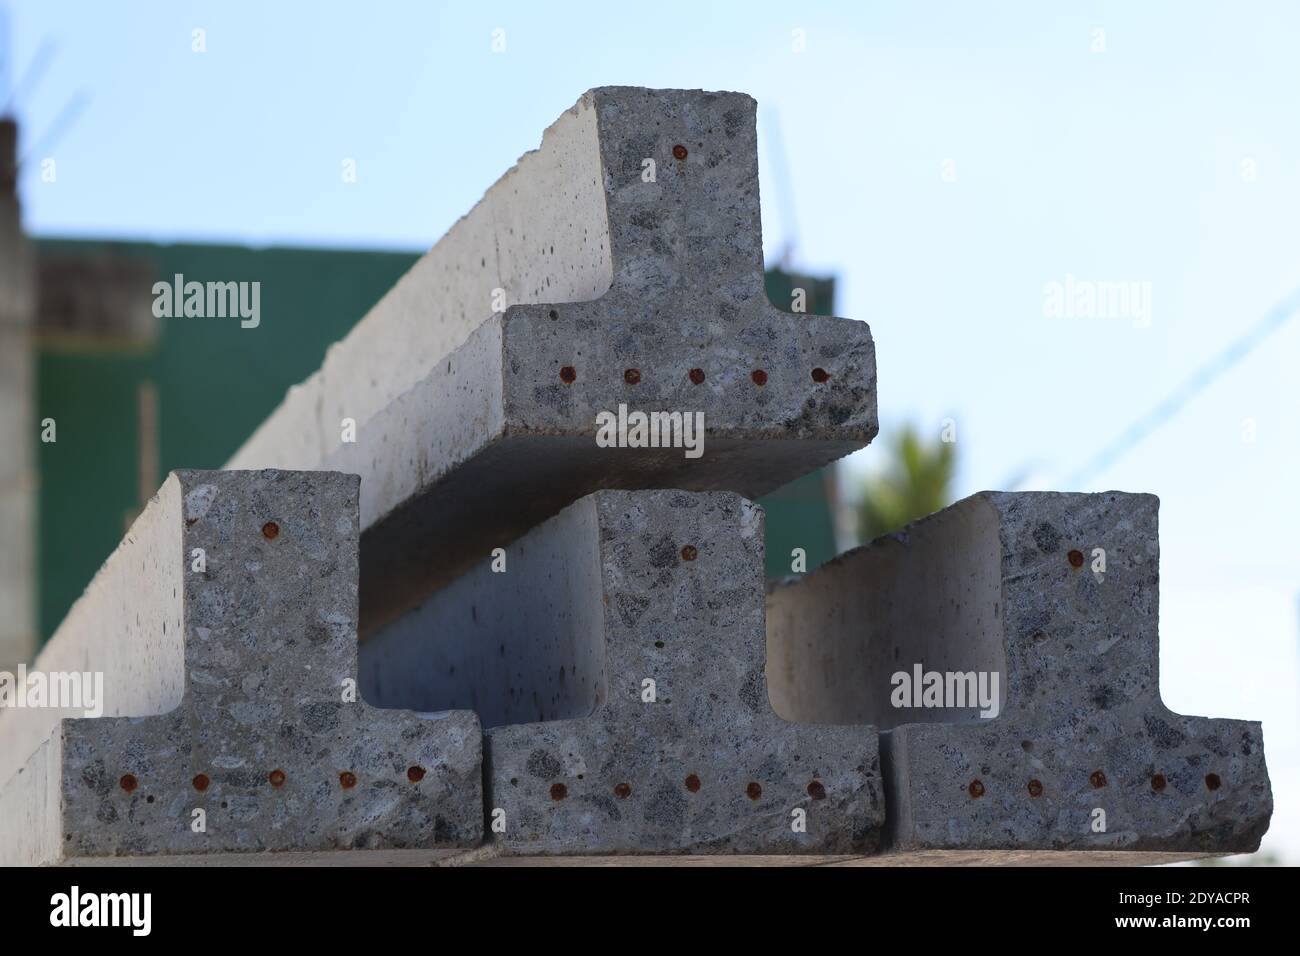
684 773 701 793
549 782 568 801
407 765 426 783
614 782 632 799
968 779 985 798
268 769 286 788
1089 770 1107 789
119 773 138 794
672 144 688 161
811 367 830 383
1027 779 1043 797
559 365 576 384
261 521 280 540
688 368 705 385
192 773 210 792
680 544 698 561
1067 549 1085 568
746 782 763 800
1205 773 1221 791
751 369 768 386
1151 774 1167 792
339 771 357 789
624 368 641 385
807 780 826 800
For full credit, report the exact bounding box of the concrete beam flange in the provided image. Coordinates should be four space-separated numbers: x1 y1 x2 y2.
226 86 877 636
0 470 481 865
767 491 1272 861
361 489 884 861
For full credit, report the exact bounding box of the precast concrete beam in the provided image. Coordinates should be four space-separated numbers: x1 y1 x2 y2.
361 489 884 861
767 491 1272 862
225 87 877 636
0 470 481 865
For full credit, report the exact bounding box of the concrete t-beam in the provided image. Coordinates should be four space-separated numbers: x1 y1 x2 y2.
767 491 1272 863
226 87 877 636
362 489 883 862
0 470 481 864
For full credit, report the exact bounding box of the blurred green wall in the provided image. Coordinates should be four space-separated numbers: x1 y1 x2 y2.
35 240 416 640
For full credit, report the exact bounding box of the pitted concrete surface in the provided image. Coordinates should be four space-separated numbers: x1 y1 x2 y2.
0 470 481 865
366 489 882 859
226 88 876 636
768 491 1272 858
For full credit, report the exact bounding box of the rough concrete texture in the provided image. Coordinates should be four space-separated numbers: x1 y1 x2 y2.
0 470 481 864
364 489 883 860
226 87 876 636
768 491 1272 860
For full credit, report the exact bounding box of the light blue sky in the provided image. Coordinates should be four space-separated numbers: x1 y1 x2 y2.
7 0 1298 861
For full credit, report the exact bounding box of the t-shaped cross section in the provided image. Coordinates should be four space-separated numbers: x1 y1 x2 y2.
768 491 1272 862
0 470 481 864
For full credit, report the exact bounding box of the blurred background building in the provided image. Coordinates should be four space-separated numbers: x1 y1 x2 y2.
0 0 1294 864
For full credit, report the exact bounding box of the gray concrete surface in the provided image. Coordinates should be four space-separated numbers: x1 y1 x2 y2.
365 489 884 860
226 87 877 636
768 491 1273 860
0 470 481 864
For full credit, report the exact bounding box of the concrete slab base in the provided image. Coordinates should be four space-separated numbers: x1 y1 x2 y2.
447 849 1223 867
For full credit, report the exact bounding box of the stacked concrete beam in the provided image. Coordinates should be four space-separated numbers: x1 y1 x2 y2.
768 492 1273 863
363 489 883 862
2 86 1271 866
0 470 480 864
225 87 877 635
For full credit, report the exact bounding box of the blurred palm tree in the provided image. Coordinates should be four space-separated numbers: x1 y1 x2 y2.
857 423 957 543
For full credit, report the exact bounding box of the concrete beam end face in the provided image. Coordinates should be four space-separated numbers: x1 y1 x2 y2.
11 470 482 864
768 491 1272 859
461 489 884 858
498 86 877 454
